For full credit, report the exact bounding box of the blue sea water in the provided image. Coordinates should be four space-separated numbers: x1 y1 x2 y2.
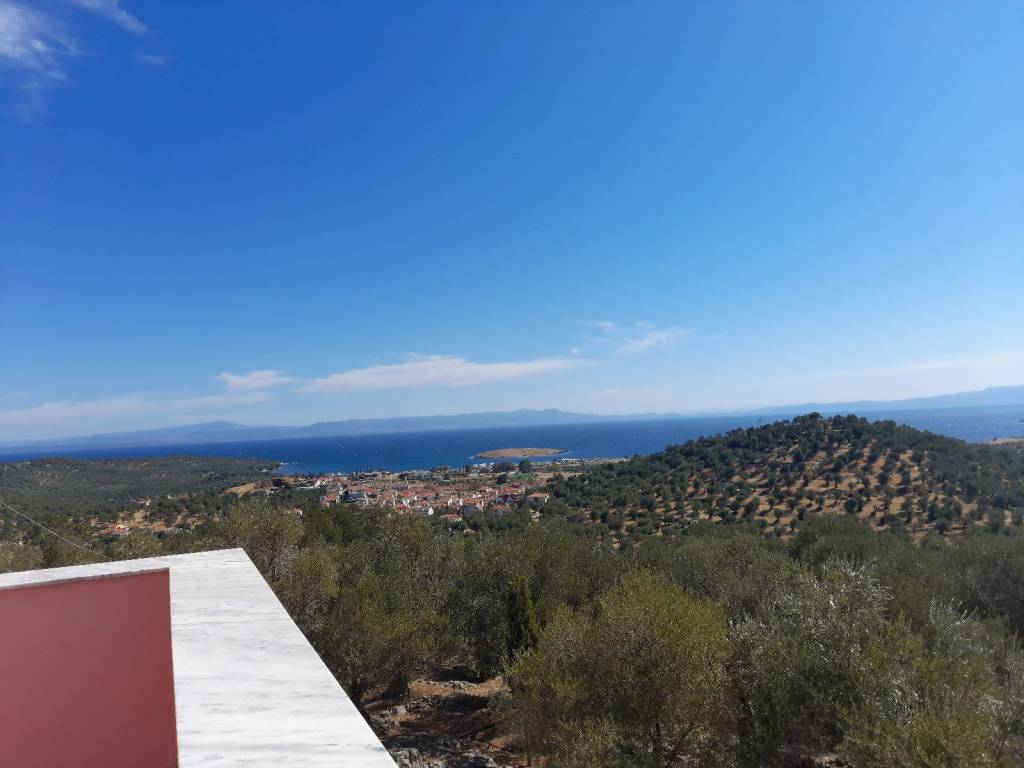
2 405 1022 475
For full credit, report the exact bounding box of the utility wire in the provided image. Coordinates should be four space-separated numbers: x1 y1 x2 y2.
0 497 108 562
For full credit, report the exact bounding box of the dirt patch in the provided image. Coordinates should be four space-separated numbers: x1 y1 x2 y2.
474 448 565 459
368 675 530 767
225 482 260 496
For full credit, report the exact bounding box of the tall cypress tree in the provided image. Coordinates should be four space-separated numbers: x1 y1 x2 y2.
506 575 539 657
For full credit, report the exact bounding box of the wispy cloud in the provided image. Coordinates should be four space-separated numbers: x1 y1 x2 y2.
0 0 147 116
581 319 694 355
616 326 692 355
0 1 75 115
69 0 145 34
136 51 171 67
300 354 587 393
0 354 590 439
217 370 295 392
584 319 618 335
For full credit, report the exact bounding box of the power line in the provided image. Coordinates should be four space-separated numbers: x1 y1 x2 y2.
0 497 107 562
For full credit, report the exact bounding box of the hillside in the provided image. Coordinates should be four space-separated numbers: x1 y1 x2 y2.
0 456 278 526
545 413 1024 542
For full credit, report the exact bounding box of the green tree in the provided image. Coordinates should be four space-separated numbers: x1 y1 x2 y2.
506 574 539 657
790 514 886 565
503 571 733 767
729 559 892 763
0 541 43 573
310 520 451 707
274 541 340 630
222 500 303 582
629 527 797 620
947 536 1024 634
108 530 165 560
840 604 1022 767
316 561 447 706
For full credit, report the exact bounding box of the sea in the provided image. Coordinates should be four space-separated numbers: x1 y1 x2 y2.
2 405 1022 476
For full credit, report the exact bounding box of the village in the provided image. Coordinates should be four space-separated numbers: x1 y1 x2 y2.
300 462 562 524
88 459 594 539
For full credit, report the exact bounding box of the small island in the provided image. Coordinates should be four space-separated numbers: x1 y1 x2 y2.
473 447 566 459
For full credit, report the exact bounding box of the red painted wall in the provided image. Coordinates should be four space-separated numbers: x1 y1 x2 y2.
0 569 179 768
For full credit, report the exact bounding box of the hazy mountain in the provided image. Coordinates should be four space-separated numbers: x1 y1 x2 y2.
2 385 1021 455
0 409 670 453
745 384 1024 415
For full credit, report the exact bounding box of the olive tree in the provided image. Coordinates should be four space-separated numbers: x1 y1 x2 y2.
729 559 891 763
0 541 42 573
222 499 303 582
503 570 733 767
840 603 1023 768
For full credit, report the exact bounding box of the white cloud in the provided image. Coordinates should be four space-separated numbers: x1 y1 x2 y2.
616 326 692 355
300 355 587 393
0 355 590 440
217 370 295 392
0 0 147 116
586 320 618 334
69 0 145 34
0 1 75 114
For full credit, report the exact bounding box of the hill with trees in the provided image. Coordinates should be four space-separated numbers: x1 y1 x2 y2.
543 413 1024 544
0 456 278 531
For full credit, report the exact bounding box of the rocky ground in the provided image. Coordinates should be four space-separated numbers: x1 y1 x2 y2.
367 676 530 768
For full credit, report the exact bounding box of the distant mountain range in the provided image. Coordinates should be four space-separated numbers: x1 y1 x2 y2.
0 409 670 453
2 385 1022 454
744 384 1024 415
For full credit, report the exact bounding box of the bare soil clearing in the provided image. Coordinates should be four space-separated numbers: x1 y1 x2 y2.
369 676 530 767
473 448 564 459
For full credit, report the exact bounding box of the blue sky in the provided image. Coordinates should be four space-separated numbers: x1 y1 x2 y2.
1 1 1022 440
